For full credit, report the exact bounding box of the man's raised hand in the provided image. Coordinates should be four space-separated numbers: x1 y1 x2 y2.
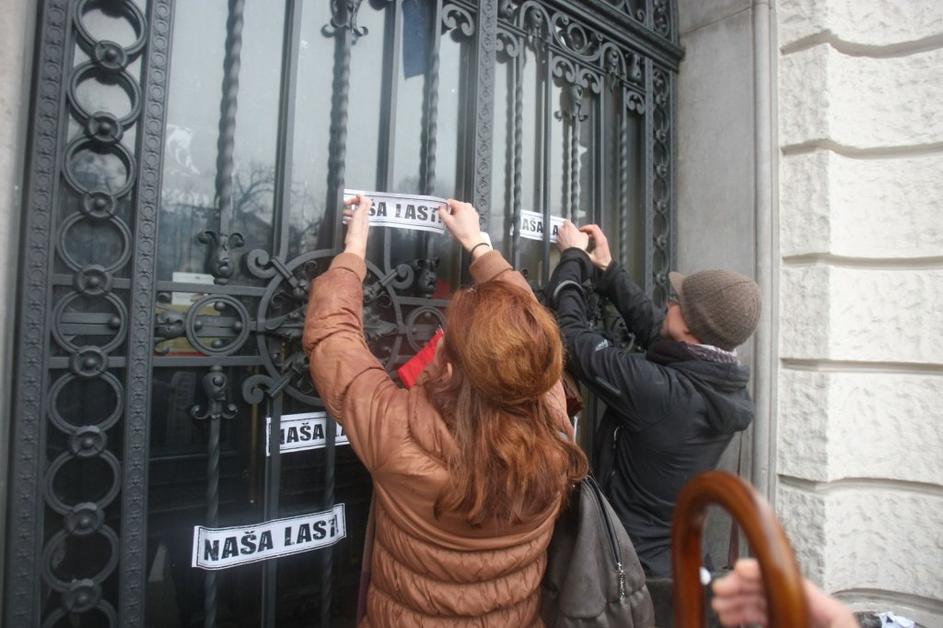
556 220 590 252
579 224 613 270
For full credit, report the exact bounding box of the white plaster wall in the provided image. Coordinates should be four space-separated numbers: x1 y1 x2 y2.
0 0 36 619
777 0 943 623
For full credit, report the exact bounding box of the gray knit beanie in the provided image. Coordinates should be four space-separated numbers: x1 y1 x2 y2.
668 270 761 351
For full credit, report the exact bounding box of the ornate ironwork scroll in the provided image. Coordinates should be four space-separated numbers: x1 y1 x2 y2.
5 0 169 625
471 0 497 220
650 65 672 306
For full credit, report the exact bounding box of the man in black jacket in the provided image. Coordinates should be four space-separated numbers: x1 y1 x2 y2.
547 221 761 577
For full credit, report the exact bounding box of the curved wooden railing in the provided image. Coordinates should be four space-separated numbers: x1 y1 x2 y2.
671 471 809 627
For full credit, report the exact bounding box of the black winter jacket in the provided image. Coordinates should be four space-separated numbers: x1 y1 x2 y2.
547 249 754 577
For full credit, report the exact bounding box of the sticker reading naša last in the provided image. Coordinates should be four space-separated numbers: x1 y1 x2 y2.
343 189 447 234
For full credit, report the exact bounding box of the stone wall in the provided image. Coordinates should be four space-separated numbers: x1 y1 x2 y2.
0 0 36 618
776 0 943 624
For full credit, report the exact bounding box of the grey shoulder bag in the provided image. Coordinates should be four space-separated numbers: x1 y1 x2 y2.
541 475 655 627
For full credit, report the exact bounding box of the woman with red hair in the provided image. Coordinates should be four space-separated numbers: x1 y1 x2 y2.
303 196 587 626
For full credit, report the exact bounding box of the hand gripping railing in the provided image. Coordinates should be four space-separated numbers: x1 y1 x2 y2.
671 471 810 627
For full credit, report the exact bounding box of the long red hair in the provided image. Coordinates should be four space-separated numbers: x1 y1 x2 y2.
426 280 587 527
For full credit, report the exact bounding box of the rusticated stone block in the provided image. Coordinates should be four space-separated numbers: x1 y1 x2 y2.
781 151 943 258
780 264 943 364
778 368 943 484
780 45 943 147
779 0 943 48
777 483 943 602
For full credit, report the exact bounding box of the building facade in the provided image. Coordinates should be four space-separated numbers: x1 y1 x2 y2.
2 0 941 626
677 1 943 625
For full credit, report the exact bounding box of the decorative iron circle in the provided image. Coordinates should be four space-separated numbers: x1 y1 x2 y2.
405 306 446 352
74 0 147 57
57 213 133 273
73 264 113 296
62 135 136 198
41 603 116 628
70 426 107 458
69 346 109 379
68 62 142 127
92 40 128 71
41 526 119 589
253 250 404 404
184 294 251 356
45 451 121 514
82 191 117 219
62 579 101 612
255 250 334 405
85 111 123 145
52 291 127 354
64 502 105 536
48 371 123 433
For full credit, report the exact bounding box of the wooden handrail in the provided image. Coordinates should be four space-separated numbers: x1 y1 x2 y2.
671 471 809 627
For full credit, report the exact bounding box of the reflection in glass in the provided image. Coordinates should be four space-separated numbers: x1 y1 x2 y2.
158 1 285 282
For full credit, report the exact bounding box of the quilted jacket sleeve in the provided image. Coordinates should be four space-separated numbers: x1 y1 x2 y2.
302 252 408 472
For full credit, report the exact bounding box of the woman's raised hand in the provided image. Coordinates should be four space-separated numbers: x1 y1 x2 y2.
439 199 489 256
343 193 372 259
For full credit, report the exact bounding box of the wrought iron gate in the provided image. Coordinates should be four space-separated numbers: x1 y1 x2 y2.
5 1 680 626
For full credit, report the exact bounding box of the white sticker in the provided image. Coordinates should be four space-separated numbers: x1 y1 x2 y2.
191 504 347 570
519 209 565 243
171 272 215 306
343 189 447 234
265 411 349 456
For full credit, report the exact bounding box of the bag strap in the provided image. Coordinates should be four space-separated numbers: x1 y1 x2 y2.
356 496 376 623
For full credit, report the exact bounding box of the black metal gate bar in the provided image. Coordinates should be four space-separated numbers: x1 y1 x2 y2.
325 1 355 250
420 0 443 196
642 56 654 297
592 83 603 228
206 0 247 286
322 1 362 623
619 87 629 266
120 0 175 625
4 0 71 623
567 86 581 221
271 0 303 260
511 50 523 267
262 393 284 628
376 0 402 192
539 20 552 286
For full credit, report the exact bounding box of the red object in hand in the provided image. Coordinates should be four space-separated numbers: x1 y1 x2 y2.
397 329 444 388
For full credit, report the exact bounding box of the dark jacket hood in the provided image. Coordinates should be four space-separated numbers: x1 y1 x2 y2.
647 340 754 434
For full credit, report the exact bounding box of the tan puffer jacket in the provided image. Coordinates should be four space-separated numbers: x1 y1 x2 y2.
303 250 573 627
